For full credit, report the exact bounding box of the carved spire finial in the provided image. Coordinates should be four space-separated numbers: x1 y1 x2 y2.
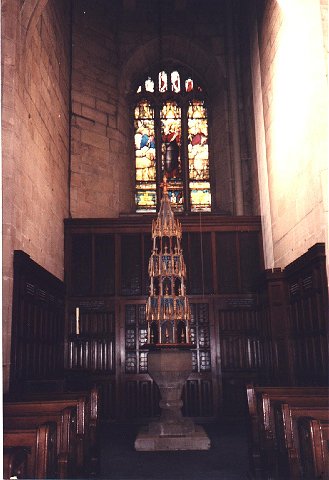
160 175 168 194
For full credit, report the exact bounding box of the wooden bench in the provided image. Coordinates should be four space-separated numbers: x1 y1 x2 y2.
3 422 57 479
4 397 87 476
246 385 329 478
298 417 329 480
4 406 77 479
5 385 100 476
274 403 329 479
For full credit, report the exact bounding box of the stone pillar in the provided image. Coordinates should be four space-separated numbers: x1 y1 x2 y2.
225 0 244 215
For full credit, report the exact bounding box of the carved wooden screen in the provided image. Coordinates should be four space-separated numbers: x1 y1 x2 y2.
64 216 263 421
10 251 65 393
182 302 215 418
217 301 271 416
67 309 115 372
285 244 328 385
65 301 117 420
183 232 214 295
121 301 160 421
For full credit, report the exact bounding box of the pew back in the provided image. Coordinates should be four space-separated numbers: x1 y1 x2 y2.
3 423 57 479
246 385 329 479
275 403 329 479
3 406 77 479
298 418 329 480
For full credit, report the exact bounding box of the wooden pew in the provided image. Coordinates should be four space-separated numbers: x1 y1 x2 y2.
4 406 77 479
5 385 100 476
3 447 29 480
274 403 329 479
298 417 329 480
3 422 57 479
4 397 87 476
246 385 329 478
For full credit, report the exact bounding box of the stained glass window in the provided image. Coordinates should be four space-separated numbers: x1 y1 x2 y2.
135 100 157 212
145 77 154 92
171 71 180 93
185 78 193 92
188 100 211 211
134 70 211 213
161 101 184 210
159 71 168 92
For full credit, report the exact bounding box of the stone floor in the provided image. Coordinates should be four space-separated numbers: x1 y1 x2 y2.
99 420 250 480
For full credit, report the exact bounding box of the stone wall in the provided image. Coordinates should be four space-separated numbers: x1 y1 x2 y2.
70 0 244 217
2 0 70 390
250 0 328 270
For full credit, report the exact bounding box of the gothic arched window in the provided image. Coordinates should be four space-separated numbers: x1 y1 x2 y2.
134 69 211 213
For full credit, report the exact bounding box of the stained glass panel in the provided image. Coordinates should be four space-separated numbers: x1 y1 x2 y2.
161 101 184 211
188 100 211 212
134 100 157 212
135 190 157 211
185 78 193 92
134 72 212 213
189 181 211 211
145 77 154 92
171 71 180 92
159 71 168 92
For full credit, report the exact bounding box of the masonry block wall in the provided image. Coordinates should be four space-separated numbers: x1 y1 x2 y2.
235 1 260 216
251 0 328 270
2 0 70 390
70 0 252 218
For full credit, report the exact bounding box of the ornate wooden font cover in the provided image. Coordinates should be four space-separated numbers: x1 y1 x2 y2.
146 177 192 346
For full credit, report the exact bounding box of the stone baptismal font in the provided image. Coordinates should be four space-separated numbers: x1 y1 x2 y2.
134 178 210 451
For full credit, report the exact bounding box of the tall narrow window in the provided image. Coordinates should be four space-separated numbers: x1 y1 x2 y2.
161 101 184 210
134 69 211 213
135 100 157 212
188 100 211 211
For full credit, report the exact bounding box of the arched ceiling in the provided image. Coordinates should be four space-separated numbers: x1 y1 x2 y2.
121 34 226 99
21 0 48 41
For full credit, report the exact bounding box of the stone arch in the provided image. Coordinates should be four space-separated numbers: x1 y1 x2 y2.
119 34 230 214
120 34 226 99
20 0 49 49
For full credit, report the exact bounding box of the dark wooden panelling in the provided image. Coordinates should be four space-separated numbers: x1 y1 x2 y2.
64 216 263 421
221 376 251 416
64 372 116 421
121 234 142 296
10 251 65 393
258 244 329 387
285 244 328 385
142 234 153 296
190 303 212 373
66 308 115 373
124 379 160 420
186 233 213 294
258 269 292 384
70 234 92 295
218 309 266 371
63 219 328 422
95 234 115 295
124 303 147 375
182 378 213 417
216 232 239 293
240 231 261 292
217 304 271 416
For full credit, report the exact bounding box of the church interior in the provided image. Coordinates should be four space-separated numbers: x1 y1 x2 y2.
2 0 328 478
